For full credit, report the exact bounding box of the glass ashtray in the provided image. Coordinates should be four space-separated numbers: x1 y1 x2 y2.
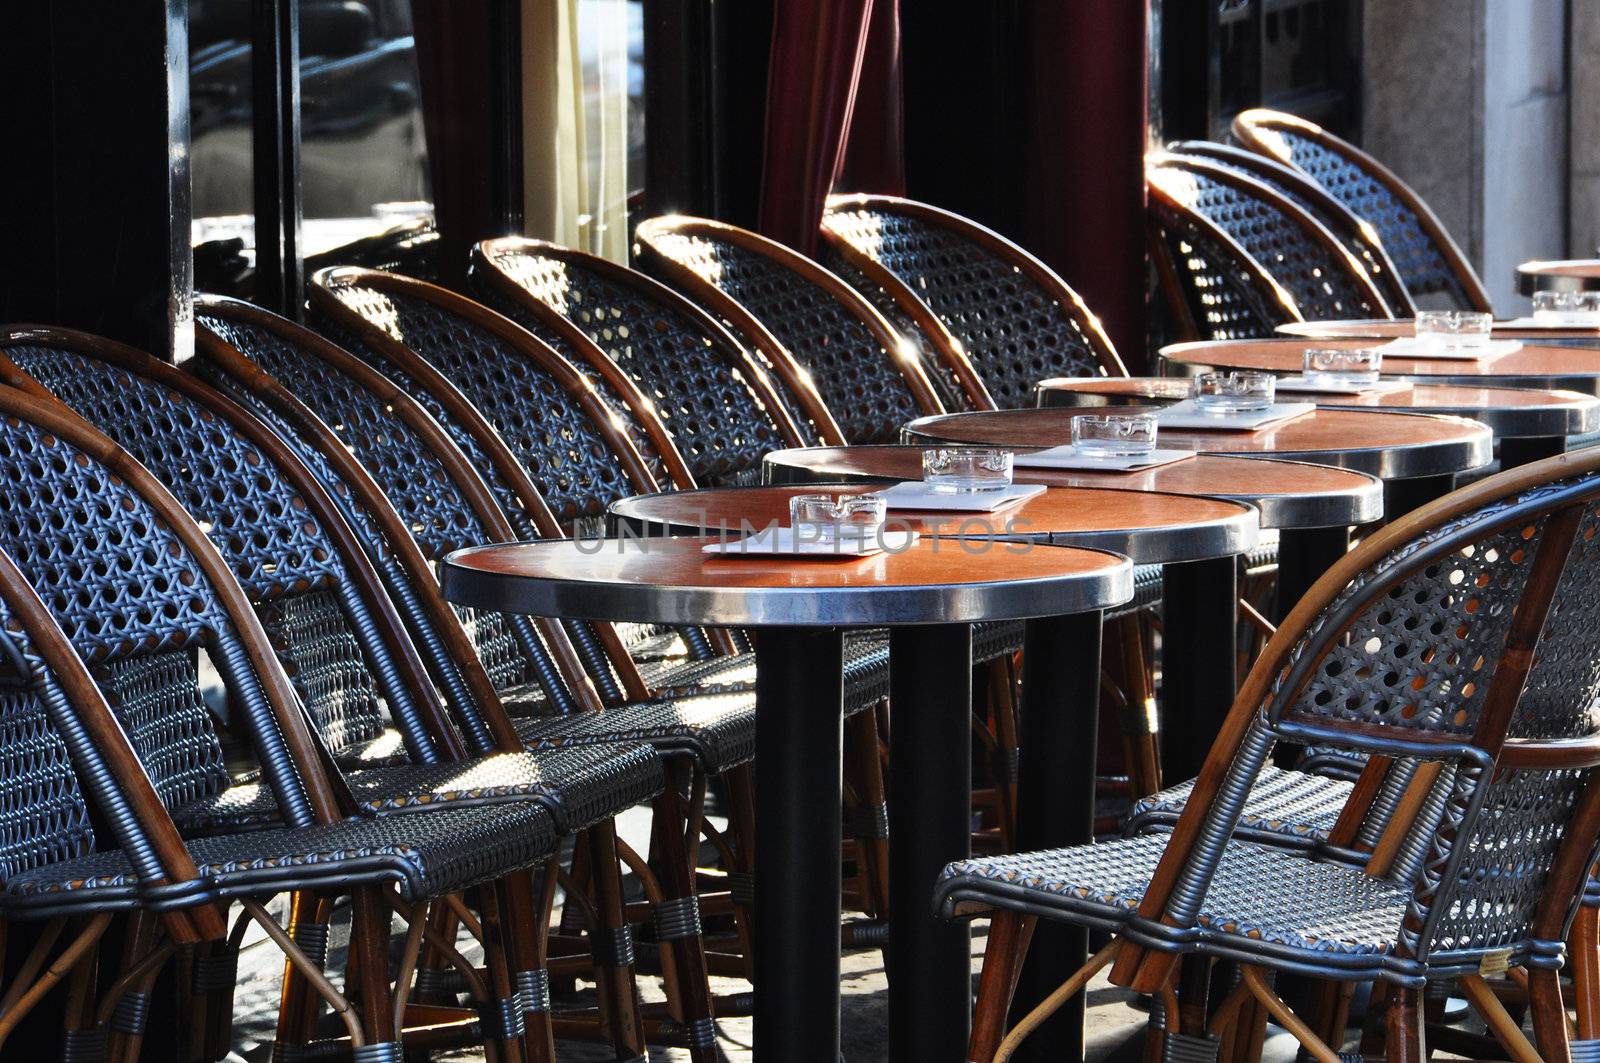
1416 309 1493 350
921 447 1014 493
788 493 887 542
1191 371 1276 414
1071 413 1158 457
1303 347 1382 388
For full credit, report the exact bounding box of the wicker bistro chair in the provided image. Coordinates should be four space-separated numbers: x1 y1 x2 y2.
939 448 1600 1063
0 386 587 1062
0 331 683 1059
469 236 811 487
633 213 958 443
1149 152 1395 329
819 193 1128 410
0 539 572 1062
1232 108 1494 313
1167 141 1417 317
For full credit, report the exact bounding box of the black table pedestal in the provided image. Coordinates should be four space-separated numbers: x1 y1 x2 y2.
889 623 975 1062
1009 610 1104 1063
1276 526 1351 622
754 626 846 1063
1160 556 1239 783
1501 434 1567 469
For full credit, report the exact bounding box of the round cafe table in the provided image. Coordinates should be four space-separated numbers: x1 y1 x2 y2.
1516 258 1600 295
1034 374 1599 466
1165 335 1600 404
443 536 1133 1063
1277 318 1600 345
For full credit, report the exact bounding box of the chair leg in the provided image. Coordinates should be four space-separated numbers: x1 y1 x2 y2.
653 758 719 1063
985 659 1021 847
1384 985 1426 1063
846 702 891 922
348 887 402 1058
1115 613 1161 800
1574 907 1600 1041
477 883 533 1063
271 892 334 1062
968 911 1034 1063
584 823 648 1058
1526 968 1574 1063
723 762 758 979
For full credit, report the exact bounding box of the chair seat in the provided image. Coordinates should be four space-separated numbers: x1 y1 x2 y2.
510 692 758 773
173 744 663 837
5 802 560 914
635 632 892 713
1124 764 1355 845
937 834 1409 960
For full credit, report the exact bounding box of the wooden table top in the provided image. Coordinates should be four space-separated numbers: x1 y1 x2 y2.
1034 375 1599 439
903 406 1492 481
608 483 1258 566
1277 319 1600 342
1162 337 1600 397
1517 259 1600 294
762 446 1382 529
442 536 1134 628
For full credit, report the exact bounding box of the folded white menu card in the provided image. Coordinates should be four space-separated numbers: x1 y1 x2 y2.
1273 376 1410 396
874 481 1046 512
1376 337 1523 360
1013 446 1196 472
1154 399 1316 431
1500 314 1600 329
703 527 918 557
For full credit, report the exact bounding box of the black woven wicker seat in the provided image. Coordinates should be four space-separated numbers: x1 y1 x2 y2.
940 833 1410 960
1124 763 1353 844
946 449 1600 1062
820 193 1127 410
5 801 559 916
1233 108 1494 313
635 214 957 441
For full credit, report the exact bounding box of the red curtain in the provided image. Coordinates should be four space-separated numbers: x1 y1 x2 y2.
756 0 890 255
837 0 906 197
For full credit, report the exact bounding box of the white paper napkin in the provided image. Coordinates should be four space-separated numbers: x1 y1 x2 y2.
875 481 1047 512
702 527 918 557
1376 337 1523 360
1013 446 1196 472
1154 399 1317 431
1273 376 1411 396
1499 314 1600 329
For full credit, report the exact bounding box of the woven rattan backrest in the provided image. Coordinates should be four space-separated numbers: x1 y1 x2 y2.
311 267 656 531
635 215 950 444
472 238 807 486
1167 142 1417 316
193 296 596 727
1147 184 1302 340
1160 456 1600 966
821 194 1126 409
1148 153 1392 323
1232 109 1493 313
0 385 328 827
0 333 432 765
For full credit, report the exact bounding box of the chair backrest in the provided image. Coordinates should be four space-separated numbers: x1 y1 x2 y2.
0 328 451 768
1145 450 1600 970
0 384 343 829
634 214 953 444
1146 172 1305 340
193 294 612 725
821 193 1127 409
311 267 657 531
1232 108 1493 313
0 543 223 936
471 237 809 486
1167 141 1417 316
1147 152 1394 324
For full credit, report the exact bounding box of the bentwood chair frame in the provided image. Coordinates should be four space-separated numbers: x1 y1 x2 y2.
1232 108 1495 313
634 213 957 442
942 448 1600 1063
1168 140 1418 316
1149 151 1396 326
819 192 1128 409
0 328 673 1060
469 236 811 487
0 384 572 1063
191 292 775 1031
